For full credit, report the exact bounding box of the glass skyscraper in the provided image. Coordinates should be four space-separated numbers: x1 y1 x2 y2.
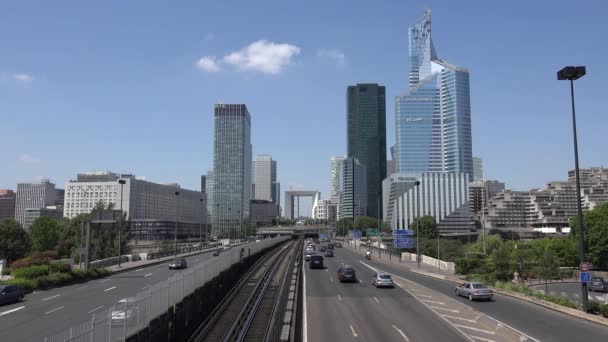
212 104 252 238
395 10 473 179
347 84 387 219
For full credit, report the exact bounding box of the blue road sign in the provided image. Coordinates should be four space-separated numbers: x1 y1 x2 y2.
581 271 591 282
352 229 362 240
393 229 414 236
393 229 414 248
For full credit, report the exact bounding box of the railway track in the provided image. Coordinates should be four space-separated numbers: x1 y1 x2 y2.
188 238 301 342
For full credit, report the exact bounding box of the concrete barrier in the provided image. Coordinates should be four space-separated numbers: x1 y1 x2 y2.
400 252 456 273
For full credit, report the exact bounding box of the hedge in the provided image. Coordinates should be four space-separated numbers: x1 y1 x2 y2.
1 268 111 290
600 304 608 318
49 261 71 273
12 265 49 279
1 278 37 290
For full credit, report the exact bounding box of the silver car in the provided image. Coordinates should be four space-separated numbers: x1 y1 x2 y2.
371 273 394 288
109 297 140 326
455 282 493 301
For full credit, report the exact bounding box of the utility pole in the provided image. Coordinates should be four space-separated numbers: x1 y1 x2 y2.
117 179 126 267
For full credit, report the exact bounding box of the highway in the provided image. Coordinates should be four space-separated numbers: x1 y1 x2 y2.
530 282 608 305
0 249 221 342
304 243 608 341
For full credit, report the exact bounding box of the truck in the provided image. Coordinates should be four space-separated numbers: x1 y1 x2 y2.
220 239 230 247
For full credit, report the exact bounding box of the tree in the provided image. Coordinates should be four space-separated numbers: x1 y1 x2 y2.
409 216 438 239
570 202 608 269
491 243 514 281
0 219 31 262
355 216 379 230
335 218 353 236
538 247 560 280
29 217 60 252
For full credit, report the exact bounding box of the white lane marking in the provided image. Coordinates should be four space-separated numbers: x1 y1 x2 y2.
373 296 380 303
135 268 143 272
329 276 334 283
417 294 433 298
349 324 358 338
42 294 60 301
87 305 104 314
422 299 445 305
45 306 64 315
325 269 329 272
104 286 117 292
100 279 111 283
441 314 478 323
0 306 25 317
453 324 496 335
359 279 364 284
303 259 308 342
142 285 151 290
470 336 497 342
429 306 460 313
338 294 342 301
144 273 153 277
392 325 410 342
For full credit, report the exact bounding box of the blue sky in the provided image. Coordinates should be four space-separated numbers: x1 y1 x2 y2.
1 0 607 206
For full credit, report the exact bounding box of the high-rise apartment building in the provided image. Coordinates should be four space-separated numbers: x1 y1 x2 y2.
15 179 57 229
395 10 473 179
0 190 16 221
347 84 387 218
339 158 367 220
254 155 277 202
212 104 252 237
473 157 483 181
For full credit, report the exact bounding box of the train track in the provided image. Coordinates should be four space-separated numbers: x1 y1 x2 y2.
188 239 300 342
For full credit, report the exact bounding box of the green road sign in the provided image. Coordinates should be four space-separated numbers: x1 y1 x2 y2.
366 228 379 236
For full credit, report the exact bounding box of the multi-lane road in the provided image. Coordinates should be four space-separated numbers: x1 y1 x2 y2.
0 250 220 342
304 244 608 342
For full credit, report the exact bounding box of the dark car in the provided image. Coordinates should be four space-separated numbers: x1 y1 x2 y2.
589 277 608 292
327 243 334 250
319 246 327 252
310 255 324 269
335 242 342 248
169 258 187 270
338 267 357 283
213 249 221 256
0 285 25 305
325 250 334 257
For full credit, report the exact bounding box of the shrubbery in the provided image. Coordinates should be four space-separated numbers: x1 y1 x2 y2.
586 300 601 314
49 261 71 273
2 265 110 290
12 265 49 279
10 258 31 269
600 304 608 318
2 278 37 290
494 281 579 310
31 251 59 265
1 268 10 276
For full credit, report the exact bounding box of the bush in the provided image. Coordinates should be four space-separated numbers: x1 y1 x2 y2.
69 269 87 280
600 304 608 318
10 258 31 269
47 273 73 286
87 269 99 278
49 261 71 273
35 276 49 289
587 301 601 314
1 278 37 290
12 265 49 279
31 251 59 265
1 268 10 276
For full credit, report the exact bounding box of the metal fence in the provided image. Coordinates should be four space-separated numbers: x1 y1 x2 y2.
43 236 291 342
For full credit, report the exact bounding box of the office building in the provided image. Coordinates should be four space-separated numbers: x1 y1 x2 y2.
254 155 277 202
339 158 367 220
347 84 387 218
212 104 252 237
15 179 57 229
387 159 396 177
24 206 63 230
64 172 205 241
0 190 16 221
250 200 279 227
395 10 473 179
484 180 506 205
473 157 483 181
330 156 346 205
205 170 214 224
201 175 206 194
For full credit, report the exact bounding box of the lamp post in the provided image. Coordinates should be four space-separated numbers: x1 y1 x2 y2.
199 198 204 249
414 181 421 269
117 180 126 267
557 65 588 311
174 191 180 256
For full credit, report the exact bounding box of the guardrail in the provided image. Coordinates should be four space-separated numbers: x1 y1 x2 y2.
43 236 290 342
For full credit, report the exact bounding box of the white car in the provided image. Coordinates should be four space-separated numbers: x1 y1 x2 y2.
110 298 139 326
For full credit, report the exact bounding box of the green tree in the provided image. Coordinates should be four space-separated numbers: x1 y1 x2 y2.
0 219 31 262
570 202 608 268
409 216 438 239
538 247 560 280
355 216 380 230
29 217 60 252
335 218 353 236
547 237 578 267
491 243 514 281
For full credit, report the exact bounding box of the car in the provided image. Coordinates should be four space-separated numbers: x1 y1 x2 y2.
335 242 342 248
310 255 324 269
455 282 493 301
305 254 312 262
324 250 334 257
0 285 25 305
169 258 187 270
110 297 139 326
327 243 334 250
319 246 327 252
338 266 357 283
371 273 394 288
589 277 608 292
213 249 221 256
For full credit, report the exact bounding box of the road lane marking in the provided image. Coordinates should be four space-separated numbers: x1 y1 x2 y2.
142 285 151 290
429 306 460 313
104 286 117 292
454 324 496 335
42 294 60 301
0 306 25 317
329 276 333 283
135 268 143 272
422 299 445 305
373 296 380 303
100 279 111 283
87 305 104 314
325 269 329 272
45 306 64 315
338 294 342 301
144 273 153 277
441 314 478 323
470 336 497 342
392 325 410 342
349 325 358 338
416 294 433 298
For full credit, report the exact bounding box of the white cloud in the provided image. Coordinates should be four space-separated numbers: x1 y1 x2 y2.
135 176 147 181
18 154 40 164
196 56 221 72
13 73 34 83
204 33 215 41
317 49 347 67
223 40 300 74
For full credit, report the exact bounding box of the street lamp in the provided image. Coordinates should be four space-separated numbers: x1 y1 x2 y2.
174 190 180 256
557 65 588 311
117 179 126 267
199 198 204 249
414 180 421 269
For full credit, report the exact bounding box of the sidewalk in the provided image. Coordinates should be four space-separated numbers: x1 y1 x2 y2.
104 246 217 274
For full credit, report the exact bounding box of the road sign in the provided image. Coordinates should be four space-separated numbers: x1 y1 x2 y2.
393 229 414 236
581 271 591 282
366 228 378 236
352 229 362 240
580 262 590 272
74 247 86 253
393 229 414 248
394 238 414 249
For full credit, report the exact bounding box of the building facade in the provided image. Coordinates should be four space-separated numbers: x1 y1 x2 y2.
395 10 473 179
250 200 279 227
212 104 252 237
24 207 63 230
339 158 367 220
330 156 346 206
473 157 483 181
205 170 214 224
15 179 57 229
0 190 16 221
254 155 277 202
347 84 387 218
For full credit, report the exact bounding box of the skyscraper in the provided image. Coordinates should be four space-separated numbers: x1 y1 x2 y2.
347 84 387 218
330 156 346 205
0 190 16 221
395 10 473 179
212 104 252 237
473 157 483 181
15 179 57 229
339 158 367 220
254 155 277 202
205 170 214 223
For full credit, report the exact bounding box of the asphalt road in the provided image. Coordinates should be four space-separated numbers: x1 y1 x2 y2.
335 245 608 341
0 249 222 342
530 282 608 305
